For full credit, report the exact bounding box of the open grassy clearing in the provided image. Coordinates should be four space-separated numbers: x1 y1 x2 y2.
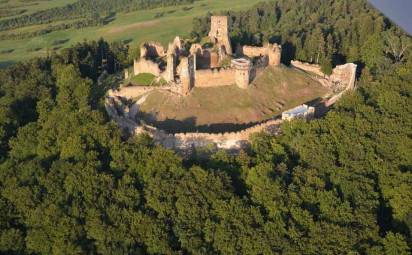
128 73 169 86
130 73 156 86
0 0 264 67
138 66 331 132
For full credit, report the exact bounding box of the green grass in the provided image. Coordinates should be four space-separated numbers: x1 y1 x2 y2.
130 73 156 86
0 0 264 67
138 66 331 132
0 0 77 20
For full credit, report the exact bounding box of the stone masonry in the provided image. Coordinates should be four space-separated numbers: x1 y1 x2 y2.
208 16 232 55
111 16 358 154
130 16 285 95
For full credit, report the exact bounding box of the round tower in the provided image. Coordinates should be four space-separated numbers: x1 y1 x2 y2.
232 58 251 89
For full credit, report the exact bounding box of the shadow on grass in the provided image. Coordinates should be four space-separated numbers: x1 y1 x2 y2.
137 111 265 134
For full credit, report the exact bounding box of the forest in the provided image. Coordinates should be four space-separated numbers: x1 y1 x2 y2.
0 0 411 254
192 0 408 75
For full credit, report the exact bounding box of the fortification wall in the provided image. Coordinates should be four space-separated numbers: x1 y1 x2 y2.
149 118 283 150
243 46 267 57
195 68 236 87
330 63 357 90
134 58 161 76
325 63 357 106
290 60 325 77
208 16 232 55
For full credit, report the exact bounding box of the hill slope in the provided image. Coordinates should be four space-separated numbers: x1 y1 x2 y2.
138 66 331 132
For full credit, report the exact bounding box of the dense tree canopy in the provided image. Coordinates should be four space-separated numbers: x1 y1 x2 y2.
192 0 409 74
0 0 411 254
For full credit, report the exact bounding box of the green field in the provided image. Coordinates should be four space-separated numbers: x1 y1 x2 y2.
0 0 264 68
0 0 77 20
138 66 331 133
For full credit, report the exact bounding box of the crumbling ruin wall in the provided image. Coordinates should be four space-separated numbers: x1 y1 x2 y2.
267 43 282 66
325 63 357 106
163 53 175 82
208 16 232 55
330 63 357 91
210 52 220 68
290 60 357 106
134 58 161 76
195 68 236 87
178 56 195 95
151 118 283 150
242 43 281 66
105 91 283 151
242 46 268 57
290 60 325 77
291 61 357 91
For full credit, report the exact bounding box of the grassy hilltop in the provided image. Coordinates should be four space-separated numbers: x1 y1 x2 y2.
0 0 263 67
138 66 331 133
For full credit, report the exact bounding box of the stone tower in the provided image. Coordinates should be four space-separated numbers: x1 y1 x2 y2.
232 58 251 89
165 53 175 82
179 55 195 95
208 16 232 55
267 43 282 66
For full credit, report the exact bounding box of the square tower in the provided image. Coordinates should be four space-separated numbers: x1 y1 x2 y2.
208 16 232 55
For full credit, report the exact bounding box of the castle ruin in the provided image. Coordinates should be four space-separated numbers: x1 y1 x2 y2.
208 16 232 55
130 16 282 94
110 15 358 154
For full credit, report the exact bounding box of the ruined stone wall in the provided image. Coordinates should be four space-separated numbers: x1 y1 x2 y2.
106 88 283 151
325 63 357 106
208 16 232 55
164 53 175 82
290 60 325 77
210 52 220 68
152 118 283 150
330 63 357 91
195 68 236 87
242 43 281 66
179 56 195 95
290 60 357 106
134 58 161 76
268 44 282 66
242 46 268 57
